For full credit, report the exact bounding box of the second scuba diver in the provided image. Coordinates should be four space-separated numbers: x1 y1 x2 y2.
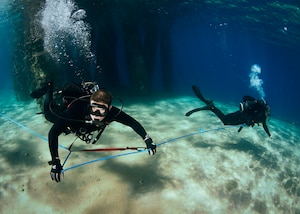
186 85 271 137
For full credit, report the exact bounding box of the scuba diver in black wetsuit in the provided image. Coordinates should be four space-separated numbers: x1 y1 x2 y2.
185 85 271 137
30 81 156 182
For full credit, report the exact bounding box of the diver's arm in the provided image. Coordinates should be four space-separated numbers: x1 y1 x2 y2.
110 107 156 155
48 121 65 161
48 121 65 182
112 108 147 139
262 121 271 137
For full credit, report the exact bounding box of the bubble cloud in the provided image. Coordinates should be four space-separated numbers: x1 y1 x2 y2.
249 64 265 100
39 0 91 61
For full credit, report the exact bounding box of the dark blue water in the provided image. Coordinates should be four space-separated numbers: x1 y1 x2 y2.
0 2 13 90
0 1 299 124
170 14 300 124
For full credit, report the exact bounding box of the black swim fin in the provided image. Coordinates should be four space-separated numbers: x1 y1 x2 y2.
192 85 213 105
185 108 202 117
185 103 214 116
30 87 48 98
30 81 53 99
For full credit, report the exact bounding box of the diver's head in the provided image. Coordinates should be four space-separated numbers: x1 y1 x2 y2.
89 89 112 121
239 101 253 112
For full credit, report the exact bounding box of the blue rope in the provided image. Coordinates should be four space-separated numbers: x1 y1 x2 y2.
62 150 146 172
0 113 69 150
62 125 240 172
62 132 200 172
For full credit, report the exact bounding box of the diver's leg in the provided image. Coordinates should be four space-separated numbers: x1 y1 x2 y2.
30 82 52 98
185 103 234 126
209 106 227 124
192 85 213 105
185 102 234 125
211 110 244 125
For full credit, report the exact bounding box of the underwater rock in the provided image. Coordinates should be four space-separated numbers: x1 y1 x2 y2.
225 180 238 192
253 200 267 214
229 190 252 209
12 0 48 101
283 178 298 196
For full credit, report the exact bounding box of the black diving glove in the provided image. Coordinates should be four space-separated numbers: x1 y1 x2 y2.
144 135 156 155
49 159 64 182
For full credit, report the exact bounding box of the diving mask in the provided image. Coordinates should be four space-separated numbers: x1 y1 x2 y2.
90 103 108 117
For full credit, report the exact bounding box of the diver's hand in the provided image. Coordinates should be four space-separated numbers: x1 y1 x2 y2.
144 135 156 155
49 159 64 182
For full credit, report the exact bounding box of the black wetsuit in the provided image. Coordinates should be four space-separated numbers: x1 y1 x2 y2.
210 98 271 137
186 86 271 137
44 87 147 161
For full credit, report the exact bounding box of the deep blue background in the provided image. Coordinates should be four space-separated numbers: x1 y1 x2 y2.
170 15 300 124
0 11 13 91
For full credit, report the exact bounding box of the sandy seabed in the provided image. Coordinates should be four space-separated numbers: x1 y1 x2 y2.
0 90 300 214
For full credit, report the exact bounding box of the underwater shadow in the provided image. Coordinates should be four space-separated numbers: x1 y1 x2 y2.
221 139 266 156
0 139 42 168
194 139 279 170
100 157 167 195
